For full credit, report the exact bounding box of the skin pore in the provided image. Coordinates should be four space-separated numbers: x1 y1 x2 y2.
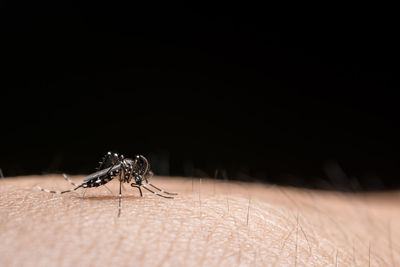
0 175 399 266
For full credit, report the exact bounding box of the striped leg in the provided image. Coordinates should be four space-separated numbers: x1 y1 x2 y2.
144 171 177 195
145 182 177 195
140 184 174 199
118 172 123 217
37 184 82 194
62 173 79 187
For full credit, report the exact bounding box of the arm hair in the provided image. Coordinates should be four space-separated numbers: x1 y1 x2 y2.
0 175 399 266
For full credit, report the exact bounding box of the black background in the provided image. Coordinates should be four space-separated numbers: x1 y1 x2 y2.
1 3 399 191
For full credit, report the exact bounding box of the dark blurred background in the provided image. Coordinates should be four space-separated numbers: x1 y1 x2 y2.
1 3 399 191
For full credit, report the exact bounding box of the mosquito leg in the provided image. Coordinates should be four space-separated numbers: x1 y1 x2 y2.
141 184 174 199
143 169 177 195
131 184 143 197
37 184 83 194
106 162 120 176
139 155 150 175
118 172 123 217
62 173 79 187
146 183 177 195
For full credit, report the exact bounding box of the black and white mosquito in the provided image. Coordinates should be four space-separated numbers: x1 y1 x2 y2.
38 152 177 216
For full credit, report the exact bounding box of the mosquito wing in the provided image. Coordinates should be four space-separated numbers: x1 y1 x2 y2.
83 164 121 183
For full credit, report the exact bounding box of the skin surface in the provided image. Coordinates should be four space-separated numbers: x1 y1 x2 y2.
0 175 399 266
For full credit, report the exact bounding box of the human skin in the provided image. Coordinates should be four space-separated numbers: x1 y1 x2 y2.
0 175 399 266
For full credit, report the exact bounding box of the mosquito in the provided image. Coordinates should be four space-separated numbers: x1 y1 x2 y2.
38 152 177 216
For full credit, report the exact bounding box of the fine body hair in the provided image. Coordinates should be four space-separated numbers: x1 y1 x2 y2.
0 175 399 266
